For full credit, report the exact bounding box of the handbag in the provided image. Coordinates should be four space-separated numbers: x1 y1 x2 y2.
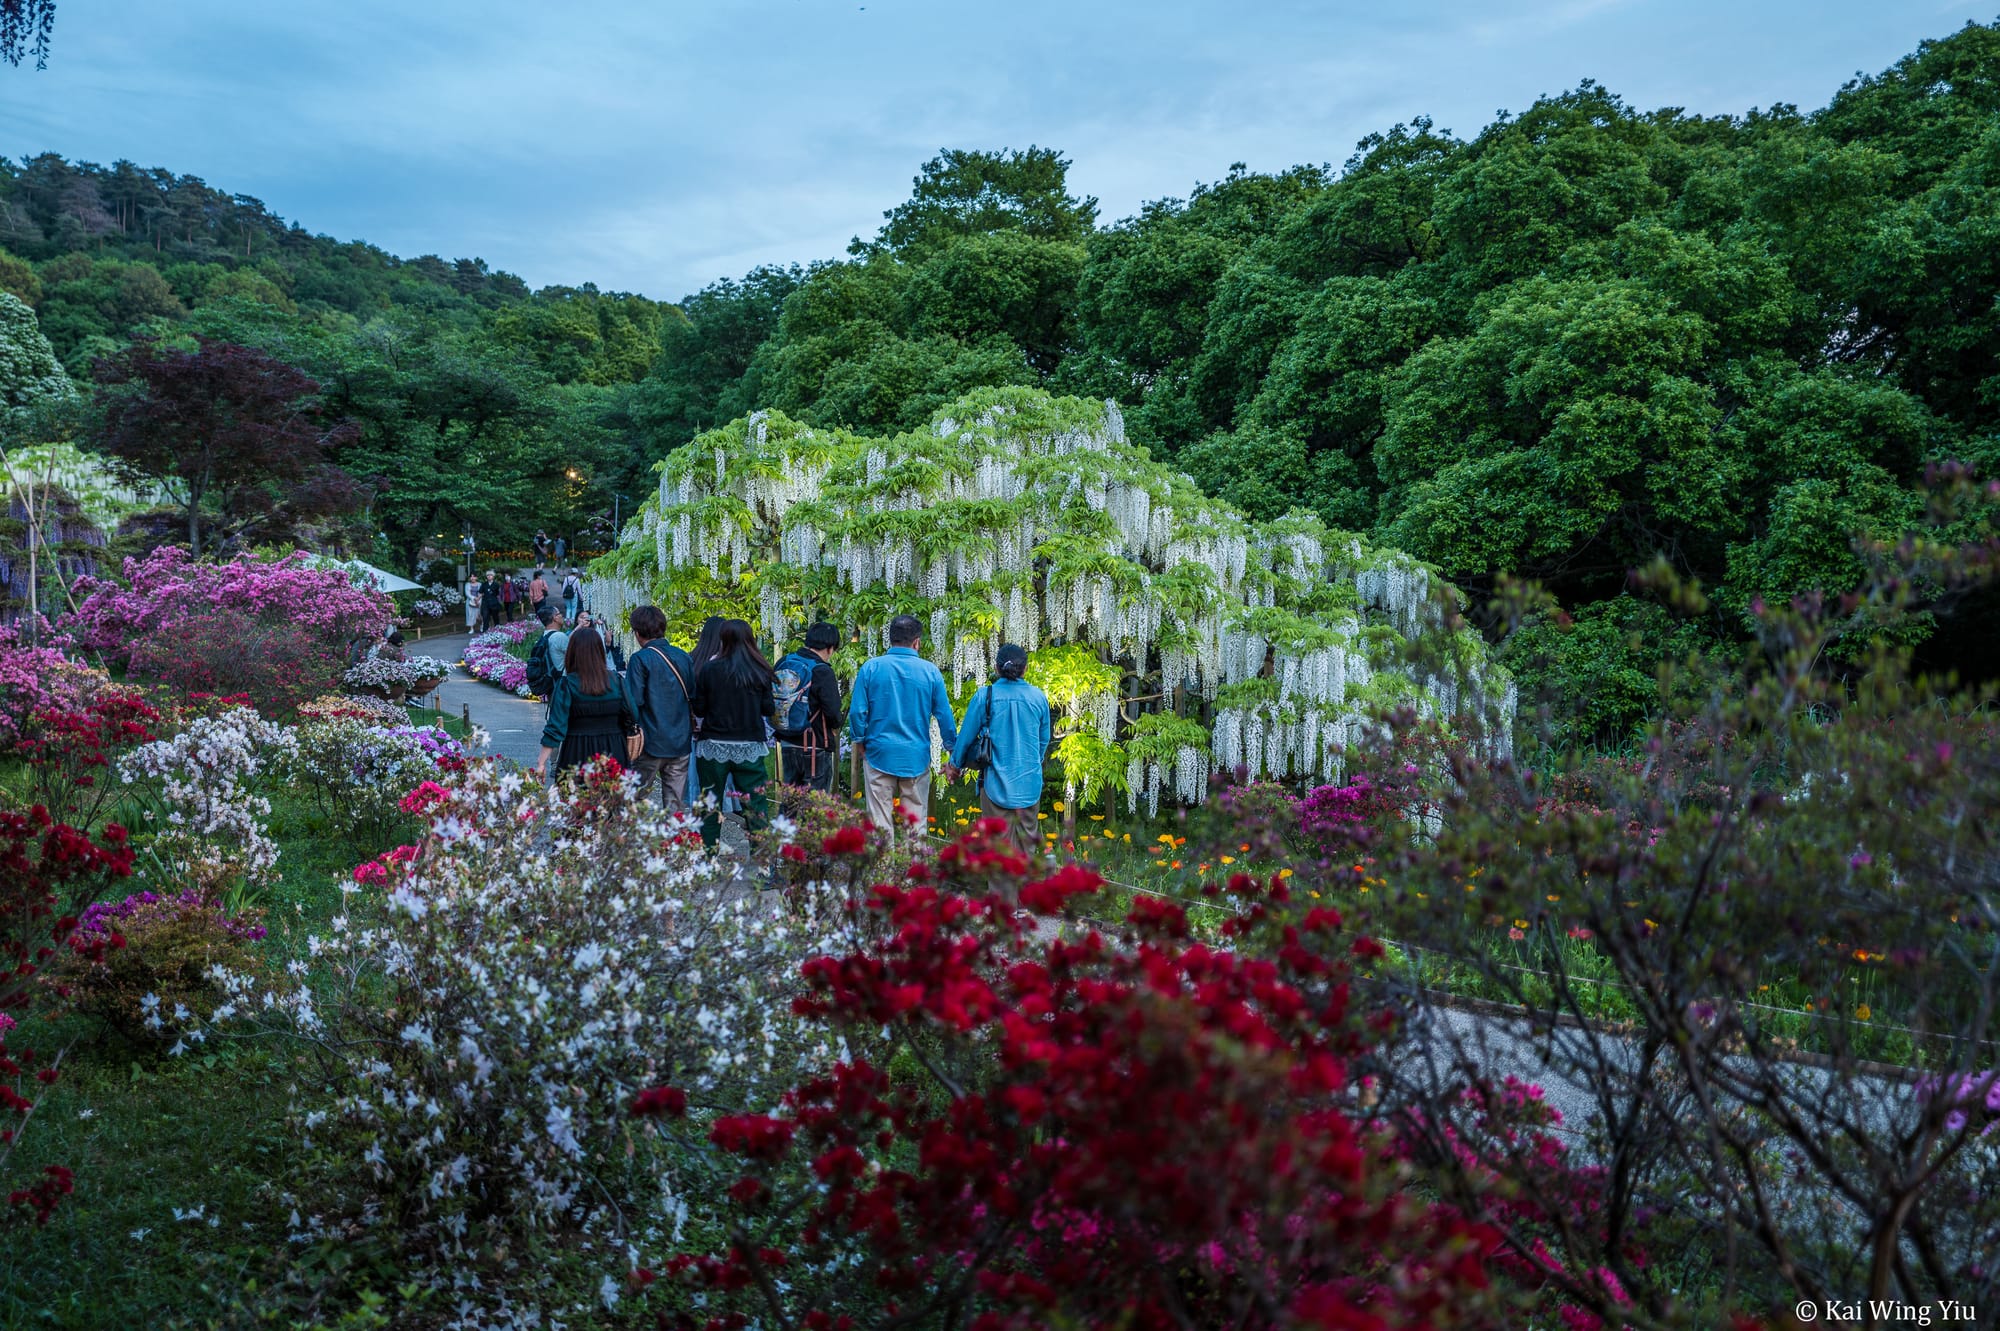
961 687 994 772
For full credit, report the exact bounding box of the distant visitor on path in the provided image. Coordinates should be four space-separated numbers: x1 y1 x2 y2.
533 529 549 564
690 619 776 850
623 605 694 812
533 627 638 781
848 614 957 842
463 573 479 630
946 642 1051 862
553 534 567 565
525 607 569 702
562 569 583 623
529 569 550 623
479 571 503 633
773 621 843 794
499 569 518 622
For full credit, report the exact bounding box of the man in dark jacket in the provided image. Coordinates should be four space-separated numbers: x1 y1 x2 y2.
478 571 503 633
622 605 695 812
774 622 844 793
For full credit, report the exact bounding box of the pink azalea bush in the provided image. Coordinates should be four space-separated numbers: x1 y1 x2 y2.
66 548 393 714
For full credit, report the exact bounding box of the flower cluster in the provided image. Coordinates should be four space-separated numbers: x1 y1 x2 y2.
367 723 470 770
343 656 456 692
54 889 268 1048
176 764 849 1327
625 832 1559 1327
73 888 267 944
120 706 295 900
296 693 408 727
412 598 445 618
280 717 457 847
65 547 394 712
427 582 464 607
339 657 414 690
462 623 535 695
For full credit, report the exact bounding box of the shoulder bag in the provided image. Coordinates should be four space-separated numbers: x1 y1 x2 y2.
961 686 994 772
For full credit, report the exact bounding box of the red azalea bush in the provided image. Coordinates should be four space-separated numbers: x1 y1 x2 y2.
628 820 1653 1330
65 546 393 713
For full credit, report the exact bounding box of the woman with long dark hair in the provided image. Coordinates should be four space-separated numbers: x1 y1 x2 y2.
690 619 776 849
684 615 728 807
534 627 638 781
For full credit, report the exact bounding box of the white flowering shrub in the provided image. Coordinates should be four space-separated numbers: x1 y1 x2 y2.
279 716 455 848
178 762 853 1328
120 705 297 901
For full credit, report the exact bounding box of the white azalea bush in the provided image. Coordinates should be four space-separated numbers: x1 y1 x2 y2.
175 761 855 1327
120 704 297 901
280 715 473 848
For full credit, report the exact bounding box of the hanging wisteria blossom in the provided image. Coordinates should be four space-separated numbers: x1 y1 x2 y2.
592 387 1514 808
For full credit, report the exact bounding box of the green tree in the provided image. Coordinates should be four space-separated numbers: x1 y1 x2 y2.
861 146 1097 256
0 290 71 411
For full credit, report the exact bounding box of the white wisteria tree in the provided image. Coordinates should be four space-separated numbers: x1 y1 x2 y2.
594 387 1513 813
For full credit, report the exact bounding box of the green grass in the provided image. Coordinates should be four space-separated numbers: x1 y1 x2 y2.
2 767 406 1328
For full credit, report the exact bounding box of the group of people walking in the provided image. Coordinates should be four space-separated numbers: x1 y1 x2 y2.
467 566 585 634
534 609 1052 857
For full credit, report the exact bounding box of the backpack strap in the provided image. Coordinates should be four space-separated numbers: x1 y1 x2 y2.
642 641 688 699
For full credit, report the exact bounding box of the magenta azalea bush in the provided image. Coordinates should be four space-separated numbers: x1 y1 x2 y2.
66 548 393 713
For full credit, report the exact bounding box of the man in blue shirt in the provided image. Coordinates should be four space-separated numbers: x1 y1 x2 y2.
946 643 1052 859
848 614 958 841
623 605 695 812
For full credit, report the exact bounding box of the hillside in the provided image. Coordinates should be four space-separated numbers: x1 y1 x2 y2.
3 20 1998 737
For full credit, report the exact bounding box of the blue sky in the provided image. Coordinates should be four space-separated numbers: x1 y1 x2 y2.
2 0 1991 301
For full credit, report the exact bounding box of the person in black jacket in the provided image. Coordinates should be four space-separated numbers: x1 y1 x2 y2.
534 628 638 781
774 621 844 793
690 619 775 849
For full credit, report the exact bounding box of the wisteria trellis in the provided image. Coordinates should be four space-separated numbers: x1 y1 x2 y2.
593 387 1514 811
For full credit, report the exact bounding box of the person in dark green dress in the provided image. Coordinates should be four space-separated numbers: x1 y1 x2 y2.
533 628 638 781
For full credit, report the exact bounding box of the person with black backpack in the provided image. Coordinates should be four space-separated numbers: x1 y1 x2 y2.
945 643 1051 860
773 622 843 794
525 608 568 700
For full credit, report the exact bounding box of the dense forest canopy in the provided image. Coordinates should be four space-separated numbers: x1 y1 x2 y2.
3 19 1997 733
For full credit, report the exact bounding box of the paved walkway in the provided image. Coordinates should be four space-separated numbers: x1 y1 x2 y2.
405 629 547 768
412 627 753 858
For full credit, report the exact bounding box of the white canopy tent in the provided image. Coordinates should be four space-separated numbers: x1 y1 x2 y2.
302 555 425 594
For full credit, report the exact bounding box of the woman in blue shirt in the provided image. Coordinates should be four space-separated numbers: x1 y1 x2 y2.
947 643 1052 859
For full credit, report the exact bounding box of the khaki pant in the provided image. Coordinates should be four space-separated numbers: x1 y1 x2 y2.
632 754 690 813
863 762 932 842
978 786 1041 859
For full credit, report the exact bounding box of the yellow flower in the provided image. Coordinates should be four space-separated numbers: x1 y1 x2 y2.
955 818 969 826
1277 868 1293 879
1513 919 1529 930
1157 834 1174 844
1121 833 1131 843
1855 1004 1872 1022
1089 814 1104 822
1037 812 1048 820
1219 855 1235 865
1154 858 1168 867
1545 894 1560 902
1053 801 1065 813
